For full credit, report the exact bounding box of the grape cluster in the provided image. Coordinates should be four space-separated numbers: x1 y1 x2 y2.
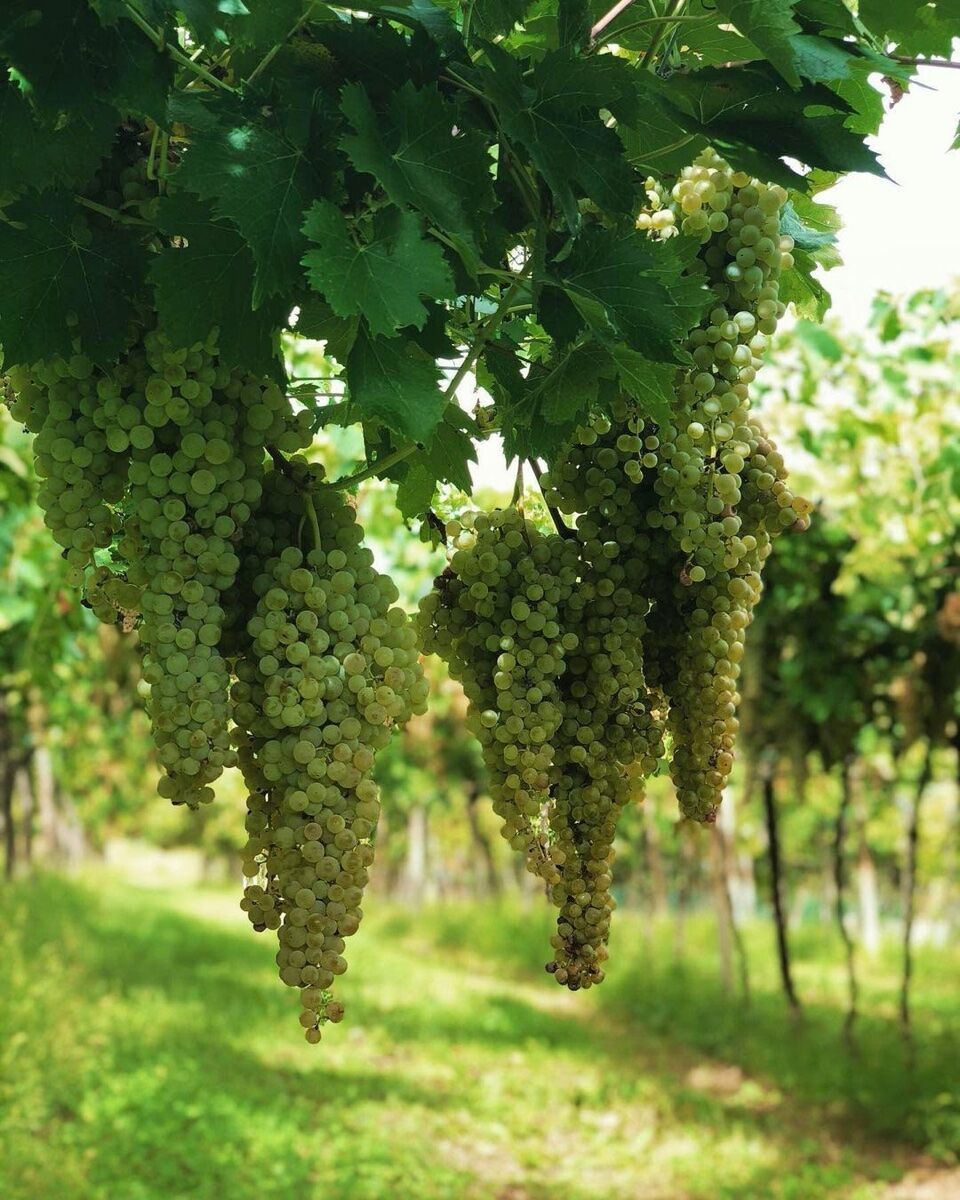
5 328 313 806
422 148 807 985
232 474 428 1039
419 509 665 988
541 148 809 822
420 510 576 880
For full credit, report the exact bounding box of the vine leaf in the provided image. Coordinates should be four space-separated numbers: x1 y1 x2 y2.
0 80 116 198
1 0 172 121
367 0 465 55
606 346 676 424
651 65 884 178
779 248 832 319
712 0 803 87
471 0 531 39
482 46 639 229
0 190 147 366
149 191 284 376
301 201 455 339
95 0 255 50
536 344 610 424
295 297 360 364
345 327 445 442
224 0 303 52
340 82 495 253
396 463 438 518
858 0 960 57
392 412 476 517
550 228 710 362
421 419 476 493
174 97 329 305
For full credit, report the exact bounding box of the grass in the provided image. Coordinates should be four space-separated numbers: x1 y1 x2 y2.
0 872 957 1200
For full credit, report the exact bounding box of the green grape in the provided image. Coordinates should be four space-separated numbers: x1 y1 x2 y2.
3 317 313 809
419 508 665 989
232 473 426 1039
538 147 809 828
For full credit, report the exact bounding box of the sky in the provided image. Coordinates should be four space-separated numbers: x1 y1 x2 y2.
469 62 960 491
820 62 960 325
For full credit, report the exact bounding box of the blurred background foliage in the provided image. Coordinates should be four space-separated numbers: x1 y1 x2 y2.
1 285 959 1198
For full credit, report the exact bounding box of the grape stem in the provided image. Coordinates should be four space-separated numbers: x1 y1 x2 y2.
426 510 448 545
327 266 532 492
303 492 323 554
527 459 578 541
267 445 296 477
75 196 152 228
590 0 637 41
121 2 237 93
641 0 687 68
892 56 960 70
511 458 524 507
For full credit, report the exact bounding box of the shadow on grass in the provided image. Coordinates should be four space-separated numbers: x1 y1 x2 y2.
398 898 959 1157
3 875 957 1200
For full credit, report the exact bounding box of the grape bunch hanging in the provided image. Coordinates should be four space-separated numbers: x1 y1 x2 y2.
2 141 430 1039
421 149 808 988
4 139 806 1028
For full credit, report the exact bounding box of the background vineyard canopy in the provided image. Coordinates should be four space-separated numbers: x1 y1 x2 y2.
0 0 956 524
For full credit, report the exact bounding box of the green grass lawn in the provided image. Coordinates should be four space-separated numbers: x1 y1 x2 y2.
0 873 957 1200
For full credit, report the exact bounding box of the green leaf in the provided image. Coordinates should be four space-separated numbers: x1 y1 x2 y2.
2 0 172 121
340 82 495 252
174 96 328 305
858 0 960 57
0 80 116 198
607 346 676 424
712 0 803 87
670 5 763 67
345 328 444 442
1 0 111 112
658 65 884 177
301 201 454 339
779 247 831 319
482 47 639 229
789 34 856 84
224 0 301 51
0 190 147 366
535 344 610 424
794 0 858 36
149 191 283 375
550 228 710 362
422 420 476 492
471 0 530 39
782 190 842 269
372 1 464 57
96 0 253 48
296 297 360 363
557 0 591 50
100 15 174 121
396 463 438 518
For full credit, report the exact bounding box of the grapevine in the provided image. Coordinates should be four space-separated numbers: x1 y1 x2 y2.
422 149 808 983
0 0 939 1036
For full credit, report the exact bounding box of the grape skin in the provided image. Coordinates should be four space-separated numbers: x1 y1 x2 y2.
233 471 427 1038
419 509 665 989
5 327 313 807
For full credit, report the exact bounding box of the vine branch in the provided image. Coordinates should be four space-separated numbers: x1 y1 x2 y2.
590 0 638 41
121 3 237 92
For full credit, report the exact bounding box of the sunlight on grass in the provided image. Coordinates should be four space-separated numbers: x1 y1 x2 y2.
0 874 956 1200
